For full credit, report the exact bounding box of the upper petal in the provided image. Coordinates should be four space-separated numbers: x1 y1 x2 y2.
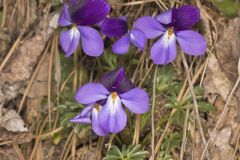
100 18 128 38
60 27 80 56
58 4 72 26
78 26 104 57
176 30 206 56
101 67 135 93
156 9 173 25
98 94 127 133
75 83 109 105
130 28 146 50
72 0 110 26
134 16 165 39
150 31 177 64
120 88 149 114
112 33 131 55
173 5 200 30
92 105 109 136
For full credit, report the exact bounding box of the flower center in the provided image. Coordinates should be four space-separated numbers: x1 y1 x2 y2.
167 27 174 39
94 104 100 112
111 92 118 102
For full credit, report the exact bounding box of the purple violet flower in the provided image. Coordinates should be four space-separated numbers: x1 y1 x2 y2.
100 17 146 54
134 5 207 64
70 67 150 136
58 0 110 57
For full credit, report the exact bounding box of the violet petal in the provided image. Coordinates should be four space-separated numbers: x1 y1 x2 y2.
98 94 127 133
60 27 80 56
176 30 206 55
58 4 72 26
78 26 104 57
120 88 149 114
112 33 131 55
151 31 177 64
92 106 109 136
72 0 110 26
101 67 135 93
100 18 128 38
130 28 146 50
134 16 165 39
173 5 200 30
75 83 109 105
156 9 173 25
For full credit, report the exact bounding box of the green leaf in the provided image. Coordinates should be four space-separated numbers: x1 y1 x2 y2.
211 0 239 18
198 102 216 112
104 145 148 160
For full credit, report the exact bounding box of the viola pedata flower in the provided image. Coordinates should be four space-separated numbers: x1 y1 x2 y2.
71 67 149 136
100 17 146 54
58 0 110 57
134 5 207 64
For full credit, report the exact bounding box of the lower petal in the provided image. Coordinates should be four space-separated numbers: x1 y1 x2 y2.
120 88 149 114
60 27 80 56
77 26 104 57
92 106 109 136
176 30 207 56
98 94 127 133
151 32 177 64
112 34 131 55
130 29 146 50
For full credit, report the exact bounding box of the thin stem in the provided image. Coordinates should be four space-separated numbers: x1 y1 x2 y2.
200 76 240 160
151 66 158 160
181 53 210 160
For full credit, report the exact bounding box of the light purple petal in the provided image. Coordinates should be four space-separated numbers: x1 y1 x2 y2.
58 4 72 26
176 30 206 55
60 27 80 56
120 88 149 114
112 33 131 55
80 105 93 117
174 5 200 30
134 16 165 39
151 31 177 64
75 83 109 105
98 94 127 133
72 0 110 26
70 117 91 124
130 29 146 50
100 18 128 38
156 9 173 25
101 67 135 93
78 26 104 57
92 105 109 136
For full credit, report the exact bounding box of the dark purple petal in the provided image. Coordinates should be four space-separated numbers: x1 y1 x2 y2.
58 4 72 26
72 0 110 26
92 105 109 136
60 27 80 56
75 83 109 105
134 16 165 39
101 67 135 93
156 9 173 25
130 29 146 50
100 18 128 38
173 5 200 30
176 30 206 55
120 88 149 114
151 31 177 64
78 26 104 57
112 33 131 54
98 94 127 133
